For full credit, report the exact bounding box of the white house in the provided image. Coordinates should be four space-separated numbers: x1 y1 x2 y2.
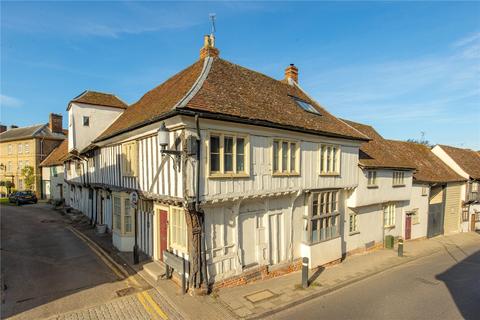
65 35 373 291
432 145 480 231
40 139 68 201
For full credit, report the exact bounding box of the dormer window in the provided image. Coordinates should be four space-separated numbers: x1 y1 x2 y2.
292 97 321 115
83 116 90 127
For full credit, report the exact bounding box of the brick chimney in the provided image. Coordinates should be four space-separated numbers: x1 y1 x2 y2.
200 34 220 59
0 125 6 133
285 64 299 84
49 113 63 134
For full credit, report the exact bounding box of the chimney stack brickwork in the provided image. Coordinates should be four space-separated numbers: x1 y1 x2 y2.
285 64 299 84
49 113 63 133
200 34 220 59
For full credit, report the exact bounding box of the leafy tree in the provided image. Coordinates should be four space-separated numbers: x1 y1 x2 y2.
21 166 35 190
406 138 432 148
5 181 14 194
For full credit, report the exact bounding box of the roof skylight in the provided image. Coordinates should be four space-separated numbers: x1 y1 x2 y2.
293 97 321 115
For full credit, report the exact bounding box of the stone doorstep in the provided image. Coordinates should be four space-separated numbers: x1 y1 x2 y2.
143 261 166 282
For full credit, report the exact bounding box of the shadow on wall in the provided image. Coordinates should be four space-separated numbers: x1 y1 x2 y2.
435 248 480 320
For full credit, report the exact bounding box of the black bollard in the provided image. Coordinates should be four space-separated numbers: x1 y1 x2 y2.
398 238 404 257
302 257 309 288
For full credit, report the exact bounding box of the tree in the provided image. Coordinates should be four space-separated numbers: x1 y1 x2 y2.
5 181 14 194
406 138 432 148
21 166 35 190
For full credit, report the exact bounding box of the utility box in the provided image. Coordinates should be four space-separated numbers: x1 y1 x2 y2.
385 235 394 249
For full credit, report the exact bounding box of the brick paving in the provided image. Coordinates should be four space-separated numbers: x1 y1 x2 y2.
49 288 183 320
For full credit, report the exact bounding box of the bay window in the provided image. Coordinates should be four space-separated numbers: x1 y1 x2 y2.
272 139 299 175
393 171 405 186
383 203 396 228
320 144 341 175
113 192 135 235
208 132 249 177
305 190 340 244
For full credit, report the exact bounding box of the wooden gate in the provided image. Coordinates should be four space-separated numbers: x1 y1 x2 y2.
405 216 412 240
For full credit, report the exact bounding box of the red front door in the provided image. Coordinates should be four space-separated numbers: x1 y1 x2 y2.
159 210 168 261
405 216 412 240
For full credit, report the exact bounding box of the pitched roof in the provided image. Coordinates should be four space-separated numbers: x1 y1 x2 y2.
342 120 415 170
96 57 368 142
40 139 68 167
0 124 67 143
69 90 128 110
388 141 465 183
438 145 480 180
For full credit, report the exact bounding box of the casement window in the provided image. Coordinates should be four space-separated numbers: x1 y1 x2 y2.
383 203 396 228
349 212 359 234
122 141 138 177
8 144 12 154
75 162 82 176
18 144 23 154
272 139 299 175
18 161 23 170
393 171 405 186
320 144 341 175
169 206 188 252
24 143 29 154
83 116 90 127
112 193 135 235
208 132 249 177
305 190 340 244
471 182 479 193
421 186 428 196
367 170 377 187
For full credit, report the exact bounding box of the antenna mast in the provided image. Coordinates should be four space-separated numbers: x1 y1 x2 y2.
209 13 216 36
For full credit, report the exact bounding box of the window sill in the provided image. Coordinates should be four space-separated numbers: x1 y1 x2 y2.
209 173 250 179
319 173 340 177
367 185 379 189
384 225 395 229
349 231 360 236
272 172 300 177
392 184 405 188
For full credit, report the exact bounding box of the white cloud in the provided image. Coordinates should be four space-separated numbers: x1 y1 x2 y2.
0 94 23 108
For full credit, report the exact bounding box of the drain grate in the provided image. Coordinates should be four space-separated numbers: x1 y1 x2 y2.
116 287 135 297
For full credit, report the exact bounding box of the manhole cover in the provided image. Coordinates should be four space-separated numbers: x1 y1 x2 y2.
116 287 135 297
245 289 276 303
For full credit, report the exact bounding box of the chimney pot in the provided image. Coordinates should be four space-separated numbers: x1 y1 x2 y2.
49 113 63 134
200 34 220 59
285 64 299 84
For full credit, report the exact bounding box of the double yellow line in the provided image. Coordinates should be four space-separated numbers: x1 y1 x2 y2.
137 290 168 319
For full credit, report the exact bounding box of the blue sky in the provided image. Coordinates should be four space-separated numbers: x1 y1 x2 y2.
1 1 479 149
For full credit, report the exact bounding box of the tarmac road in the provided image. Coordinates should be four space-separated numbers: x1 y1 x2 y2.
270 235 480 320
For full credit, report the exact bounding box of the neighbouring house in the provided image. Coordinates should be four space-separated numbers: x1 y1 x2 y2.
388 142 466 237
65 34 371 291
432 145 480 231
0 114 67 196
342 120 417 253
40 139 69 201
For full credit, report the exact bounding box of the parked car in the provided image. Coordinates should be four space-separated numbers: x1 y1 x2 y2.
9 191 38 205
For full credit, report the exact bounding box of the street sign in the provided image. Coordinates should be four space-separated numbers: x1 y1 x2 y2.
130 191 138 209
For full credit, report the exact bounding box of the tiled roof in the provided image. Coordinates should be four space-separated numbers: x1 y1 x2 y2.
439 145 480 180
342 120 415 170
96 57 369 142
70 91 128 110
40 139 68 167
0 124 66 142
389 141 465 183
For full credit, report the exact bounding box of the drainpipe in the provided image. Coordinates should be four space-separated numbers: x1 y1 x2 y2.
195 114 209 289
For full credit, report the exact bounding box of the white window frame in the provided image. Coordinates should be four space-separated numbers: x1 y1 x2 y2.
24 143 29 154
18 143 23 154
319 144 341 175
83 116 90 127
393 171 405 186
272 138 300 176
305 190 340 244
112 192 135 236
122 141 138 177
383 203 396 228
367 170 377 187
349 211 359 234
169 206 188 253
206 131 250 178
421 186 428 196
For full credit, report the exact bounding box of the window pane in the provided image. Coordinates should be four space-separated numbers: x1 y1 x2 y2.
273 141 279 172
290 143 296 172
332 147 337 172
282 142 288 172
224 136 233 172
320 146 325 172
320 218 325 241
210 136 220 153
326 147 331 172
210 136 220 172
312 220 318 242
312 198 318 216
236 138 245 172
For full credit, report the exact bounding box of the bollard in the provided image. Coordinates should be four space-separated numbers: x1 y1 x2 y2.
398 238 404 257
302 257 309 288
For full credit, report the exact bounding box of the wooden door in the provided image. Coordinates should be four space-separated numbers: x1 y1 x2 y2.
471 213 476 231
405 216 412 240
159 210 168 261
240 213 256 268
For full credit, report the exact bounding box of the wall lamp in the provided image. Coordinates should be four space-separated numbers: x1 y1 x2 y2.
157 122 182 170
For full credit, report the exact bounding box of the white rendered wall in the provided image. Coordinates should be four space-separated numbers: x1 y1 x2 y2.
407 184 429 239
